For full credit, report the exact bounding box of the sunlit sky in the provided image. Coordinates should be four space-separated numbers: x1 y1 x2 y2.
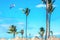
0 0 60 38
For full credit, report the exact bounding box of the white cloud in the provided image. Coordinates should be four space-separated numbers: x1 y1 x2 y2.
0 24 10 29
53 32 60 35
0 22 24 29
19 8 23 10
0 24 9 27
16 22 25 29
17 22 24 25
36 4 56 8
34 34 40 37
36 4 46 8
0 18 20 21
0 24 10 28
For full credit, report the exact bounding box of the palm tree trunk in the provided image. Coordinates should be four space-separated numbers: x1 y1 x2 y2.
49 13 51 37
26 15 27 40
45 0 50 40
42 37 43 40
13 33 15 38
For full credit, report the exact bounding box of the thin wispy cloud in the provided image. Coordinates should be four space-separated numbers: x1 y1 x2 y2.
0 24 10 28
53 32 60 35
0 18 20 21
19 8 23 10
36 4 46 8
36 4 56 8
0 22 25 29
17 22 25 25
0 24 10 30
0 24 9 27
34 34 40 37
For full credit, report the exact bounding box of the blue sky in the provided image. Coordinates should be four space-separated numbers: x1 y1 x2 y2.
0 0 60 38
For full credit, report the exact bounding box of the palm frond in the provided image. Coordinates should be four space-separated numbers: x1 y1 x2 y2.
42 0 46 4
15 32 19 34
52 0 55 4
7 32 12 34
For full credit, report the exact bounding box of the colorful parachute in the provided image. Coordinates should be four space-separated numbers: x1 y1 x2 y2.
10 4 15 9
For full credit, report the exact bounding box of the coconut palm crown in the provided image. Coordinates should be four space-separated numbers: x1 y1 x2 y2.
7 25 17 38
22 8 30 16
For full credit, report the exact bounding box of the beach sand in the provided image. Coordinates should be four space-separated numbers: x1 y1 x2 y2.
0 37 60 40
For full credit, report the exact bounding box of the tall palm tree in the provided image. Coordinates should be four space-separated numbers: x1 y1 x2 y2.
39 27 45 40
20 29 24 38
7 25 17 38
47 0 55 38
22 8 30 40
41 0 55 40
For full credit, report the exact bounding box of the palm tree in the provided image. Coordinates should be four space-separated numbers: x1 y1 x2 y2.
41 0 55 40
47 0 55 38
50 31 53 37
22 8 30 40
39 27 45 40
20 29 24 38
7 25 17 38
